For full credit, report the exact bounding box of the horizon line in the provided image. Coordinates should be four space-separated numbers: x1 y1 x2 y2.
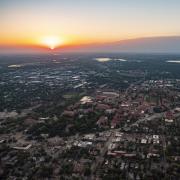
1 35 180 54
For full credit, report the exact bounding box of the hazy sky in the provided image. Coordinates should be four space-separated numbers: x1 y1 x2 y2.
1 0 180 48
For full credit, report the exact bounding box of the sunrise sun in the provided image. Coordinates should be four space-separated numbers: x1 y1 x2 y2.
41 36 63 50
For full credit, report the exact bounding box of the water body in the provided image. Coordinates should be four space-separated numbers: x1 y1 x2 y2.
115 58 127 62
8 64 22 68
166 60 180 63
95 58 127 62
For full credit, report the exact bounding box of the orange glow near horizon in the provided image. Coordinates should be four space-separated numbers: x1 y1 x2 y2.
0 32 108 48
0 35 123 50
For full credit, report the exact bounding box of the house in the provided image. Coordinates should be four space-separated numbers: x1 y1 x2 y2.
96 116 108 128
141 139 147 144
96 104 110 111
0 140 5 144
84 134 95 141
62 110 76 118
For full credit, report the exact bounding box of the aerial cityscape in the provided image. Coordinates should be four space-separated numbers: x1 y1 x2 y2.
0 54 180 179
1 0 180 179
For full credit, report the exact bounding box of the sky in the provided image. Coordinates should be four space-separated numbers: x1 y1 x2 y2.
0 0 180 51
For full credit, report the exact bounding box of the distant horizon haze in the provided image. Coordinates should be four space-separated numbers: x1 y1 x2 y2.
1 36 180 54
